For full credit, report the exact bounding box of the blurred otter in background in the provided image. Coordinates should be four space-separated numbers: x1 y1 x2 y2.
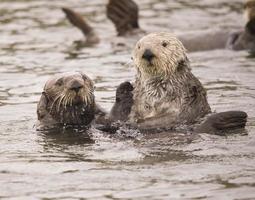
107 0 255 52
244 0 255 23
62 7 100 46
62 0 255 52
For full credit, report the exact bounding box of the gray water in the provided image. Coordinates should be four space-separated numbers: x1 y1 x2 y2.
0 0 255 199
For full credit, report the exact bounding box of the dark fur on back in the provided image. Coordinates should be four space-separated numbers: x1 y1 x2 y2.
36 72 96 130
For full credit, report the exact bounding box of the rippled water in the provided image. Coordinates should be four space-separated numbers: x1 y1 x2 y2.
0 0 255 199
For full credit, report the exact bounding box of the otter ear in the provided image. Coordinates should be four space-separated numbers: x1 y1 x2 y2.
79 72 88 80
37 92 49 120
246 18 255 35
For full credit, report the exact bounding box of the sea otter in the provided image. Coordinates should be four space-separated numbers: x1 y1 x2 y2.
36 72 105 130
62 0 255 52
110 32 247 133
107 0 255 52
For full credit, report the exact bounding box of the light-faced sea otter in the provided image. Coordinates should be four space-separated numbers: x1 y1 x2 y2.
110 32 247 133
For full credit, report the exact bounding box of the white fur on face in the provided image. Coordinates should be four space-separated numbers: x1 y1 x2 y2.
132 32 187 79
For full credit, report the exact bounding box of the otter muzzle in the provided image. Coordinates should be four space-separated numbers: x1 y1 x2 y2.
142 49 155 62
69 80 83 93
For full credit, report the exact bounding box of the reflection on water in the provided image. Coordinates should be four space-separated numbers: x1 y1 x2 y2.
0 0 255 199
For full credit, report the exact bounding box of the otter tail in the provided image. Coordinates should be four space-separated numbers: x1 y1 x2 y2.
195 111 248 134
106 0 139 36
62 7 99 44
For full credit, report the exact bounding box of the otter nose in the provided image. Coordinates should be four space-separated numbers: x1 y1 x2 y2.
69 80 83 93
142 49 155 62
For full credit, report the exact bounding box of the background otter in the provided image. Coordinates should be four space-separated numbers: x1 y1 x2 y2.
110 32 247 133
61 0 255 52
107 0 255 52
36 72 96 130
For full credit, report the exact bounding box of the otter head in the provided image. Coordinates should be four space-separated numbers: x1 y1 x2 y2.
232 0 255 52
132 32 188 79
244 0 255 23
37 72 95 126
244 0 255 37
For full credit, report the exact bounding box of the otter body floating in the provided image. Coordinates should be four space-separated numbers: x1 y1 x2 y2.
110 32 247 134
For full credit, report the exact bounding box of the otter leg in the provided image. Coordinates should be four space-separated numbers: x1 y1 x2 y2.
62 7 99 44
195 111 248 134
106 0 139 36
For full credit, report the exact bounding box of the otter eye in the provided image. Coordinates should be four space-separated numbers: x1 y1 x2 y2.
144 103 151 110
56 78 63 86
162 42 168 47
137 45 141 49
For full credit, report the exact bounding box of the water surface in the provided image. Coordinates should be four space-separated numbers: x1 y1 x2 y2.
0 0 255 199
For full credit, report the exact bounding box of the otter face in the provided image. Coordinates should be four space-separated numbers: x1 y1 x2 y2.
133 32 187 78
38 72 95 125
44 72 94 108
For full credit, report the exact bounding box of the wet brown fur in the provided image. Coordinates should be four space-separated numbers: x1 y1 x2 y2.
129 32 211 130
36 72 96 130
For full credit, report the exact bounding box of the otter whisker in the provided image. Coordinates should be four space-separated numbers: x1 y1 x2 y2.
124 60 134 68
57 94 65 112
66 92 73 108
69 92 74 105
70 93 73 106
49 93 62 114
67 92 72 107
82 95 85 105
63 94 69 110
63 94 68 109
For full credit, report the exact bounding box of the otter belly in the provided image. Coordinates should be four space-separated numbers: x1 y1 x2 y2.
129 89 181 129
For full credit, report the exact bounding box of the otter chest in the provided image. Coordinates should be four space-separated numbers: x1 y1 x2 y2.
130 82 181 121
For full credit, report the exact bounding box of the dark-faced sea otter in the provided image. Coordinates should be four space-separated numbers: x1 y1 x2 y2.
36 72 99 130
110 32 247 133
